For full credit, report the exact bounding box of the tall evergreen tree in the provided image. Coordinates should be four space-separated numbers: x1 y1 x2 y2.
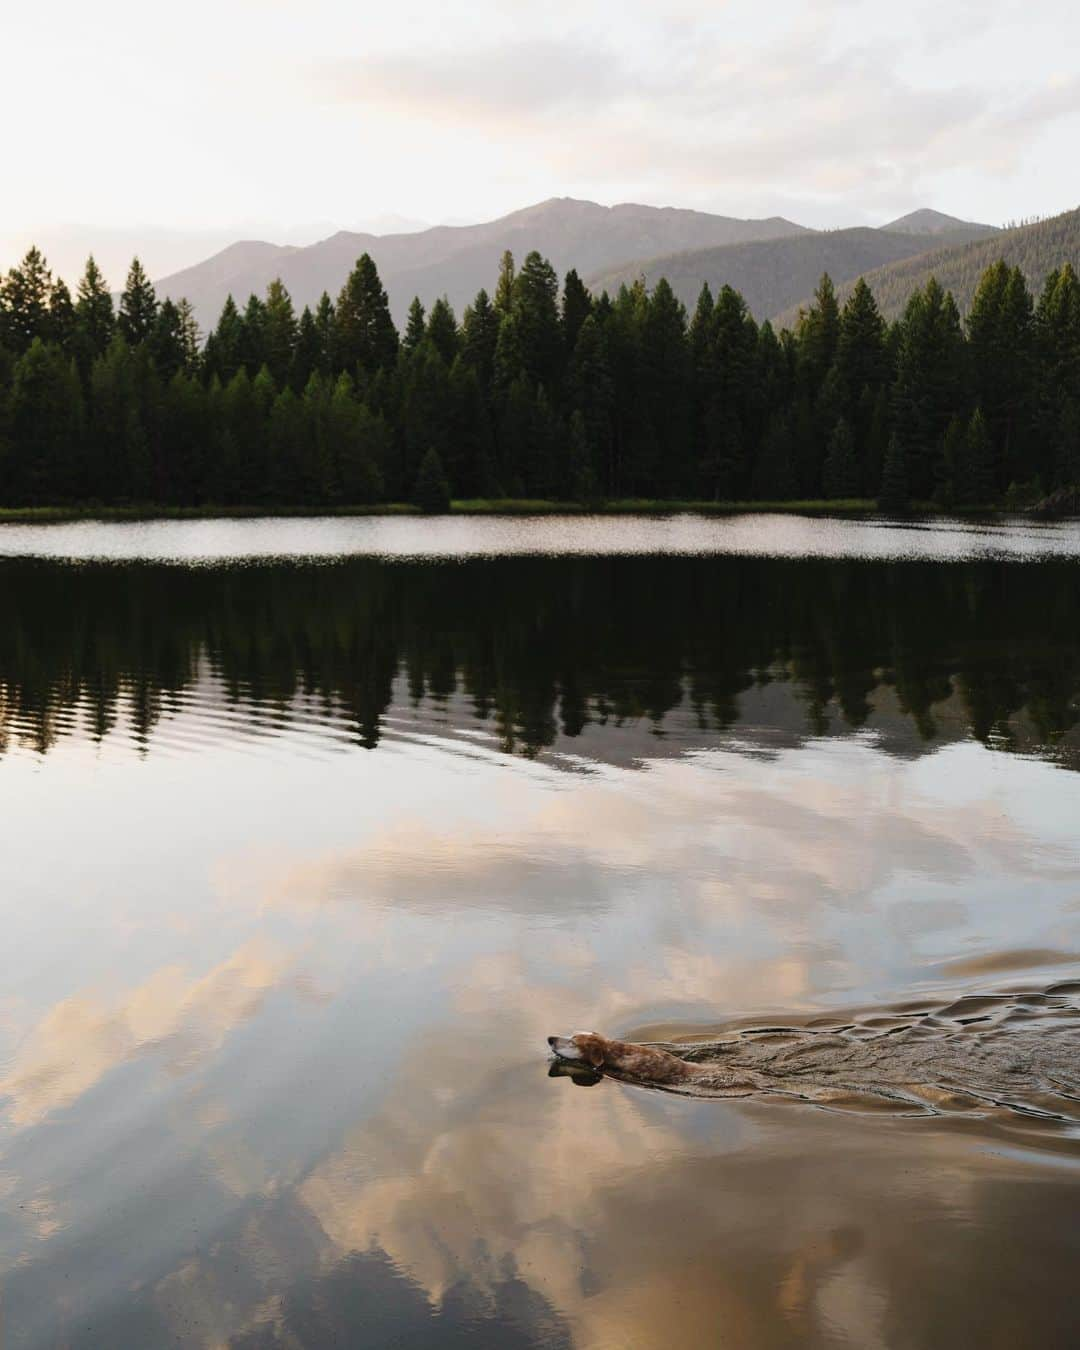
118 258 158 345
878 432 909 513
203 295 244 385
823 418 858 499
148 298 186 380
74 256 115 364
263 279 298 387
461 289 500 392
334 254 398 376
835 278 888 446
402 298 426 356
640 278 692 496
426 296 460 366
6 339 83 503
495 251 562 393
561 270 592 355
237 294 268 375
892 278 967 501
568 315 614 495
0 248 53 354
967 261 1034 490
700 285 758 499
48 279 76 350
956 407 995 506
493 251 515 315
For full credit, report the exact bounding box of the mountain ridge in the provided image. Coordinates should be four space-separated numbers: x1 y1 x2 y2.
773 206 1080 326
155 197 809 331
586 226 980 324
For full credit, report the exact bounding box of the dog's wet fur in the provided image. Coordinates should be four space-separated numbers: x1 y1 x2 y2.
547 986 1080 1122
548 1033 737 1088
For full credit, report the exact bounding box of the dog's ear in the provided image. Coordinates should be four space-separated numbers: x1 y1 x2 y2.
581 1034 606 1069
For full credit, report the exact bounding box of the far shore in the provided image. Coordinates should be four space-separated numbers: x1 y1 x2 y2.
0 499 1020 525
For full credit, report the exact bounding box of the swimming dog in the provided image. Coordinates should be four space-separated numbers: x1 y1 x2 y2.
547 1032 710 1086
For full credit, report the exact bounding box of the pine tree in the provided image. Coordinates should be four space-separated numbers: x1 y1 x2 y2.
237 295 268 375
88 335 136 501
836 277 888 439
263 279 298 387
823 418 858 499
700 285 758 499
892 278 967 501
426 297 459 366
177 299 201 371
797 273 841 393
878 432 909 513
159 370 208 505
48 279 76 350
967 261 1033 490
494 251 515 315
461 289 500 392
74 256 115 364
957 407 994 506
752 412 797 500
402 342 452 489
7 339 84 503
268 385 311 503
118 258 158 345
331 374 385 503
291 305 320 392
203 295 243 385
568 315 613 495
149 299 185 380
0 247 53 354
640 278 692 495
314 292 336 372
447 357 494 497
561 270 592 354
937 415 963 507
402 298 426 355
567 409 599 504
413 447 451 512
496 251 562 393
334 254 398 376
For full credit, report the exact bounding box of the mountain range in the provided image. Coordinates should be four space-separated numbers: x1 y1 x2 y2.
155 198 809 332
150 197 1080 338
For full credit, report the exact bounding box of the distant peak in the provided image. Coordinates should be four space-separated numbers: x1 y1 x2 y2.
882 208 997 236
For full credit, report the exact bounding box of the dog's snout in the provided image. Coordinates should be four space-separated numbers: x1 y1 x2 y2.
547 1035 557 1047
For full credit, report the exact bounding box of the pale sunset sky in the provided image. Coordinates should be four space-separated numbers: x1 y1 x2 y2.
3 0 1079 281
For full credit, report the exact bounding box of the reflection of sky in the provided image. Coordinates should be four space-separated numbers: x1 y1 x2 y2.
1 708 1079 1344
2 513 1080 563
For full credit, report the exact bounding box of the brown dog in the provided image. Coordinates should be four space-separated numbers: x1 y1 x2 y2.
548 1032 707 1086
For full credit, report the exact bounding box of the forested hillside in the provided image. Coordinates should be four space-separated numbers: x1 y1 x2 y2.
2 240 1078 513
588 226 988 323
777 207 1080 325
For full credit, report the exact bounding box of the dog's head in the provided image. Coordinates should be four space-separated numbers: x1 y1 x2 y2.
547 1032 610 1069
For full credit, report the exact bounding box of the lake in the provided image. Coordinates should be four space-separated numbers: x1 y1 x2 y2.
1 513 1079 1348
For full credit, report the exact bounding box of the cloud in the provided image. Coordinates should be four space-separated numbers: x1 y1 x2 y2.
0 941 288 1128
320 38 635 119
310 9 1080 219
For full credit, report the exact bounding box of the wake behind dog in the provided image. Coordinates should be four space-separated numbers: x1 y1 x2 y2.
549 980 1080 1124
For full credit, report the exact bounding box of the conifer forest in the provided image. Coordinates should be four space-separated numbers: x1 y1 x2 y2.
1 244 1078 510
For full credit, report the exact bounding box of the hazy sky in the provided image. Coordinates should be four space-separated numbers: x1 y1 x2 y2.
4 0 1079 280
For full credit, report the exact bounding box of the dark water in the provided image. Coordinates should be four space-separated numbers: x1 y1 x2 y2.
1 514 1079 1348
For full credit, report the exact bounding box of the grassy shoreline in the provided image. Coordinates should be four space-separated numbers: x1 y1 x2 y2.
0 498 1009 524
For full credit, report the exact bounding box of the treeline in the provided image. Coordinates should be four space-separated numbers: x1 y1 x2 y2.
1 244 1078 508
3 556 1079 761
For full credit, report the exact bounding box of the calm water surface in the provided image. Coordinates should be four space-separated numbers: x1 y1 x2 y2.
1 514 1079 1348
